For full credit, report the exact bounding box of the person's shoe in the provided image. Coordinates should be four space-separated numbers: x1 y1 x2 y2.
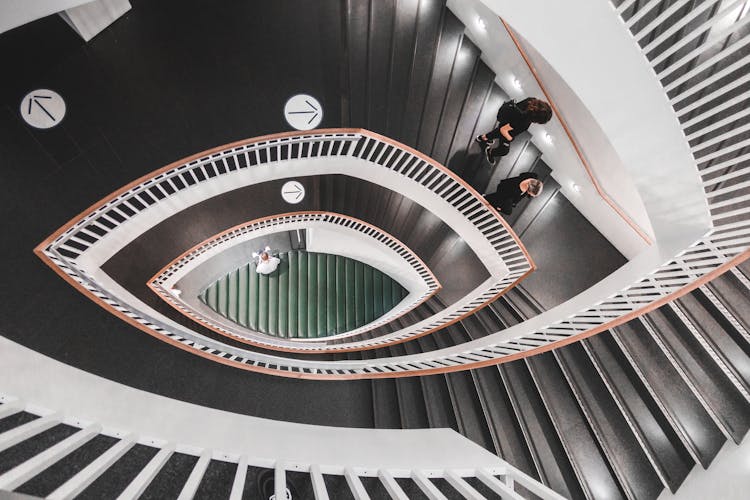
476 135 488 146
485 147 496 166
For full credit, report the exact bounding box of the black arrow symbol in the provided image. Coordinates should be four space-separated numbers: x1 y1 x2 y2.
282 185 304 200
28 95 56 122
287 99 320 124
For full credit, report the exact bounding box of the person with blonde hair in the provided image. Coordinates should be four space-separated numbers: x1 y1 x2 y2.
484 172 543 216
477 97 553 165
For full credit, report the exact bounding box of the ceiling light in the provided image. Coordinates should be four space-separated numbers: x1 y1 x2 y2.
510 76 522 91
543 132 553 144
572 183 581 193
476 17 487 31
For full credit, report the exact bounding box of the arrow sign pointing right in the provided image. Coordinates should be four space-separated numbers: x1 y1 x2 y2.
284 94 323 131
281 181 306 204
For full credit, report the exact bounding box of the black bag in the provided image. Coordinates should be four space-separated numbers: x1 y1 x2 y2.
496 99 521 123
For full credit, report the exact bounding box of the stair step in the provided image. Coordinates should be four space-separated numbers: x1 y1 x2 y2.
366 0 396 134
372 346 402 429
15 434 118 498
360 475 392 499
201 251 407 339
416 10 467 154
323 472 356 500
471 366 538 482
643 307 750 443
612 322 725 468
461 83 507 187
431 36 481 165
445 61 495 174
285 470 317 500
389 344 430 429
400 0 447 148
384 0 421 138
676 293 750 398
0 424 79 476
433 326 495 452
526 352 625 499
584 333 694 493
0 412 39 435
395 476 430 500
344 0 370 127
193 459 237 499
77 444 160 499
703 269 750 343
409 337 458 430
554 342 664 500
139 451 198 499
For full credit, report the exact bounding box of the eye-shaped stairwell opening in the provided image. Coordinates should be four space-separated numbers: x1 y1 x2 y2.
1 0 750 499
198 250 410 339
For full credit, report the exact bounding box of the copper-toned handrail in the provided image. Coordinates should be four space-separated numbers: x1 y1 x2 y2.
146 211 442 353
500 17 653 245
36 129 533 364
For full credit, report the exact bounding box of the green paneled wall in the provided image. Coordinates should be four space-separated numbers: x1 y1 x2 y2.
199 251 408 338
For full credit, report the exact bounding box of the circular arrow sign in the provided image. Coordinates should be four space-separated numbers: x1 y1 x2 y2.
20 89 66 129
281 180 306 204
284 94 322 130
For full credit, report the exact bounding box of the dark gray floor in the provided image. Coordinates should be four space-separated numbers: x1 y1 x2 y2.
0 0 375 426
101 174 488 349
0 0 626 426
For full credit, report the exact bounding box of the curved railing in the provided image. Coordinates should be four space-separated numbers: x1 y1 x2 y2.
35 2 750 377
148 212 441 349
36 129 534 362
0 337 563 500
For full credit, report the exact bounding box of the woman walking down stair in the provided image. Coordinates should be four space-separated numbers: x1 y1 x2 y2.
477 97 552 165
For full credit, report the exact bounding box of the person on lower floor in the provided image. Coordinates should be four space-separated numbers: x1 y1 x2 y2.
476 97 553 165
484 172 543 216
253 246 281 275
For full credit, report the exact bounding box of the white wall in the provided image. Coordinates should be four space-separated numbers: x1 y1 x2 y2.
0 0 92 34
447 0 654 259
464 0 711 256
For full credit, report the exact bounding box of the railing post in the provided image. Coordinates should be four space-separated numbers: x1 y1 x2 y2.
177 449 212 500
116 444 175 500
344 466 370 500
229 455 248 500
310 464 329 500
274 461 287 500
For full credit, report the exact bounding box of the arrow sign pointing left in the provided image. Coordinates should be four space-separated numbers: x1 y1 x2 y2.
21 89 66 129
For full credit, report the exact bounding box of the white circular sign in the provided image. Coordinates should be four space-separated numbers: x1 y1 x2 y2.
284 94 323 130
281 180 305 204
20 89 66 129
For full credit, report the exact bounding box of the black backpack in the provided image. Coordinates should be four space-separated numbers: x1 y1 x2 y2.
496 99 523 124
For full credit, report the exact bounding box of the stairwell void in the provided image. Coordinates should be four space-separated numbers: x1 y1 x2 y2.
0 0 749 499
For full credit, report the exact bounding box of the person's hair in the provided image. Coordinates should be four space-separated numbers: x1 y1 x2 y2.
527 179 543 197
524 98 552 124
260 252 269 260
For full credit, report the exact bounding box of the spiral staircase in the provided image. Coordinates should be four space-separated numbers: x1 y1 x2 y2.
0 0 749 499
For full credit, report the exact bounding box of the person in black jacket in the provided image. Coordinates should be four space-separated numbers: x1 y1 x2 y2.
477 98 552 165
484 172 543 216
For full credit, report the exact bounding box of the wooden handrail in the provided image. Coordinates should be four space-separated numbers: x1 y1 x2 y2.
146 211 442 353
36 129 534 359
500 17 653 246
